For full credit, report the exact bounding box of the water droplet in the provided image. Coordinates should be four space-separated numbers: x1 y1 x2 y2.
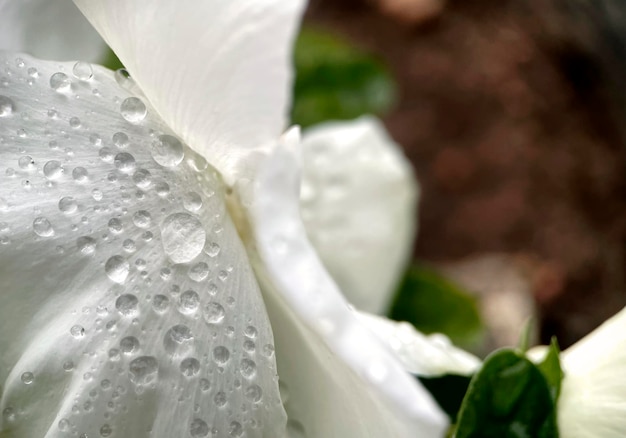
77 236 96 254
72 62 93 80
240 359 256 379
43 160 64 179
161 212 206 264
151 135 184 167
212 346 230 365
33 217 54 237
214 391 227 407
114 152 136 173
205 242 221 257
92 188 103 201
20 372 34 384
128 356 158 385
72 167 88 182
188 262 209 282
245 384 263 403
190 419 209 437
115 294 138 316
243 339 255 353
105 255 130 283
229 421 243 437
70 324 85 338
163 324 194 355
107 218 123 233
152 294 169 313
58 196 78 214
120 336 140 354
132 169 151 188
183 192 202 212
262 344 275 358
50 72 71 91
69 117 81 128
120 97 146 123
203 302 225 325
58 418 70 431
179 290 200 314
199 378 211 392
244 326 258 338
112 132 129 148
180 357 200 377
133 210 152 228
18 155 34 170
0 96 15 117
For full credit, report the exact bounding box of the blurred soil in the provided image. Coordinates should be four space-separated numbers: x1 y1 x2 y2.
306 0 626 347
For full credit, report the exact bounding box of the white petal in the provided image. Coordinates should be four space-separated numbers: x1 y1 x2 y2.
0 0 107 62
357 313 481 377
72 0 306 184
301 117 419 314
557 307 626 438
246 129 448 437
0 53 286 438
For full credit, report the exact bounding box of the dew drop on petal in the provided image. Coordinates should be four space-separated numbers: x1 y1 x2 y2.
115 294 138 316
105 255 130 283
190 419 209 437
229 421 243 437
77 236 96 254
18 155 35 170
203 302 225 325
70 324 85 338
128 356 158 385
188 262 209 282
180 357 200 377
72 62 93 80
133 210 152 228
58 196 77 214
163 324 193 355
161 213 206 263
0 95 15 117
214 391 227 407
151 134 184 168
152 294 170 313
72 167 88 182
183 192 202 212
114 152 136 173
100 424 113 437
43 160 64 179
120 97 146 123
20 372 34 384
179 290 200 314
240 359 256 379
120 336 140 354
212 346 230 365
50 72 71 91
33 217 54 237
245 384 263 403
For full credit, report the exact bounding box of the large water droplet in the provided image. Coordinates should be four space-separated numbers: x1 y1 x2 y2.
203 302 225 325
128 356 158 385
163 324 194 355
72 62 93 80
161 213 206 264
50 72 71 91
0 95 15 117
20 372 34 384
151 135 184 167
120 97 146 123
33 217 54 237
105 255 130 283
114 152 136 173
240 359 257 379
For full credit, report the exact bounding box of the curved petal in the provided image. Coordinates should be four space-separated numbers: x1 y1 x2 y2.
357 313 481 377
72 0 306 184
0 53 286 438
245 129 448 437
0 0 107 62
557 307 626 438
301 117 419 314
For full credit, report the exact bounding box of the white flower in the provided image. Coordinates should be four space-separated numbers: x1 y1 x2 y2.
0 1 453 437
529 307 626 438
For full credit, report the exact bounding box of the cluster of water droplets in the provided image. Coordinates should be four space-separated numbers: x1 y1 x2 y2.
0 55 283 437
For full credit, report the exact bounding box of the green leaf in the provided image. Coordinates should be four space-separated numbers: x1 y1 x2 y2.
454 349 558 438
388 266 482 346
291 27 396 128
517 318 534 353
418 374 473 423
535 338 563 404
102 48 124 71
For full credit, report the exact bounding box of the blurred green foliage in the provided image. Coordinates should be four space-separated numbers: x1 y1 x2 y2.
389 266 483 347
453 345 562 438
291 27 396 127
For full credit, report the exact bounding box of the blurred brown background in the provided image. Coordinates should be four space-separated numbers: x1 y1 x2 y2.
306 0 626 348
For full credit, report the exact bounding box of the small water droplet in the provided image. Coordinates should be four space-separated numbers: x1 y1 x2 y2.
43 160 64 179
108 218 123 233
180 357 200 377
18 155 35 170
229 421 243 437
58 196 78 214
163 324 194 355
188 262 209 282
132 169 151 188
33 217 54 237
245 384 263 403
120 336 140 354
72 166 88 182
205 242 221 257
105 255 130 283
77 236 96 254
72 62 93 80
151 135 184 167
20 371 34 384
69 117 81 128
115 294 138 316
214 391 227 407
190 419 209 437
161 212 206 264
0 95 15 117
70 324 85 338
179 290 200 314
128 356 158 385
203 302 225 325
212 346 230 365
240 358 257 379
152 294 169 313
50 72 71 91
114 152 136 172
133 210 152 228
120 97 146 123
183 192 203 212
